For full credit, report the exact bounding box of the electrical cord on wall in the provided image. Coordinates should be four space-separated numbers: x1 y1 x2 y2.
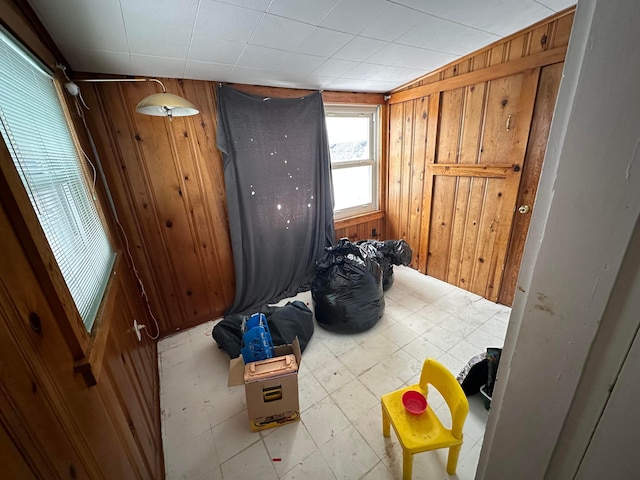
60 66 161 340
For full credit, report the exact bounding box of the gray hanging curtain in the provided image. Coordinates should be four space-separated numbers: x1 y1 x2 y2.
216 85 335 315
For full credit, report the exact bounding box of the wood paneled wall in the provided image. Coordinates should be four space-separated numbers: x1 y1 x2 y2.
385 9 574 304
1 1 163 478
0 203 161 479
83 81 384 335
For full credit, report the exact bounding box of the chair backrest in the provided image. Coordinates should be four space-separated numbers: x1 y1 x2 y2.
418 358 469 438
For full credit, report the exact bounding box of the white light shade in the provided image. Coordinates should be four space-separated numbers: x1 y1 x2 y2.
136 92 199 118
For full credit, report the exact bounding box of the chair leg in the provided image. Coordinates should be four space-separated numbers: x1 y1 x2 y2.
402 450 413 480
446 444 462 475
382 405 390 437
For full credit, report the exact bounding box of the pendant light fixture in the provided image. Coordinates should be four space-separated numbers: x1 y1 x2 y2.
65 77 199 120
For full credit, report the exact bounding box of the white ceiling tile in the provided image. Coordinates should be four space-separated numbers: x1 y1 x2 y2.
278 53 327 75
343 63 424 84
397 16 500 55
28 0 128 52
359 3 424 42
333 36 387 62
130 54 187 78
319 0 388 34
59 45 132 75
366 43 457 71
236 45 289 70
392 0 554 36
312 58 359 77
305 75 340 88
227 66 281 87
188 39 245 64
326 77 397 93
193 1 263 43
537 0 576 11
121 0 198 58
184 60 233 81
295 28 353 57
250 14 315 51
267 0 339 24
26 0 569 91
220 0 271 10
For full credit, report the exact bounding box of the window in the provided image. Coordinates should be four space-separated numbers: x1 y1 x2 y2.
325 104 379 219
0 29 115 332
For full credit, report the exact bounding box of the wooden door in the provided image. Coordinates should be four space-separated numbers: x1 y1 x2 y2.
499 63 565 305
420 69 540 302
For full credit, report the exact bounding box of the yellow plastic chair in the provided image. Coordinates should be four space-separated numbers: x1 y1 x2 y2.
381 358 469 479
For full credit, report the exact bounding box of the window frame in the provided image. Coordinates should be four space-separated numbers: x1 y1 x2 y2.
325 104 380 220
0 27 118 364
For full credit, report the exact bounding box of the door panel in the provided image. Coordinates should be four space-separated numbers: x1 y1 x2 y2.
424 69 540 301
499 63 565 305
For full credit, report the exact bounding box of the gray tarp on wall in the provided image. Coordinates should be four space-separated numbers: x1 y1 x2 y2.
216 85 335 315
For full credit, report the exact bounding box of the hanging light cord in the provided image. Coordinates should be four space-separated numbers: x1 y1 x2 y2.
63 74 161 340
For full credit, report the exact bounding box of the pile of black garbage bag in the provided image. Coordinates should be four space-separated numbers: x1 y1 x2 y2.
311 238 413 333
356 239 412 290
457 347 503 410
212 301 314 358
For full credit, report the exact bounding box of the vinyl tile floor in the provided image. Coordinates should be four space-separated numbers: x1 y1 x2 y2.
159 266 510 480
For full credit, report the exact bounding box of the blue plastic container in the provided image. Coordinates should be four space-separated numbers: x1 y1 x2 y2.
241 313 275 363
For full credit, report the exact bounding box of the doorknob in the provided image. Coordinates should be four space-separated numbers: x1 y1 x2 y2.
518 205 530 214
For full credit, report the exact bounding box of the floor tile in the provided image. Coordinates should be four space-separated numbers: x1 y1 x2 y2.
312 357 355 394
359 362 405 398
381 322 419 347
384 349 423 383
320 425 380 480
465 326 504 351
353 403 399 457
298 370 329 412
384 299 415 322
403 335 446 362
203 384 247 429
211 410 261 463
331 379 379 423
448 339 485 364
279 450 337 480
219 440 278 480
263 421 318 476
301 395 351 447
361 460 395 480
160 265 511 480
165 428 220 480
163 398 211 451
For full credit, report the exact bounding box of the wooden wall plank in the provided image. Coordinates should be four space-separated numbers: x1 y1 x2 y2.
417 94 440 272
407 97 429 268
386 103 405 240
499 63 564 304
0 423 36 480
456 177 487 290
398 100 415 239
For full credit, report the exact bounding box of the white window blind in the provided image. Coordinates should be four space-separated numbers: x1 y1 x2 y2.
0 30 115 332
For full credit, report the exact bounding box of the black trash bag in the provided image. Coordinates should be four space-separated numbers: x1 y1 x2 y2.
356 239 413 290
212 301 314 359
486 347 503 397
311 238 385 333
457 353 488 396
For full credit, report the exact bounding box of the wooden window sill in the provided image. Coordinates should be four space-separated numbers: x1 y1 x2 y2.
73 253 121 387
335 210 384 230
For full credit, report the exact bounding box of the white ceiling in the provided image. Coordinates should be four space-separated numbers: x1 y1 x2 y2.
27 0 575 93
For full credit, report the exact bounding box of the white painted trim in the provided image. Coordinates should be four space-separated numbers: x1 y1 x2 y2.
477 0 640 477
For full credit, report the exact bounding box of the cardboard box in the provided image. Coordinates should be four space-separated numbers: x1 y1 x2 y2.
228 337 302 431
